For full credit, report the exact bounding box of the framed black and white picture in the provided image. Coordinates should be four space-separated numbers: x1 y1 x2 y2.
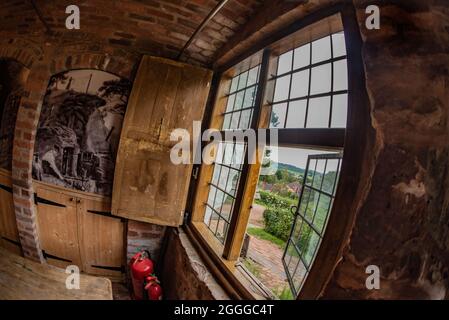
33 69 132 196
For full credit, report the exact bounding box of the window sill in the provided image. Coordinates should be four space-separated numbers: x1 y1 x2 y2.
185 221 274 300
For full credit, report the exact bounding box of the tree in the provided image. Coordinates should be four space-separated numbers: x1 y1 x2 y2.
99 78 131 105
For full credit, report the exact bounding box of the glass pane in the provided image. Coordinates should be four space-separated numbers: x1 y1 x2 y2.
323 159 339 194
213 189 225 211
290 69 310 99
226 169 240 195
304 189 319 221
331 94 348 128
312 160 326 189
234 90 245 111
314 194 331 233
332 33 346 57
204 206 212 225
207 185 217 205
209 211 219 232
220 194 234 221
286 240 300 275
293 260 307 293
312 36 331 63
333 59 348 91
222 113 231 129
225 94 236 112
230 75 239 93
299 187 311 215
223 143 234 165
306 97 331 128
270 103 287 128
239 109 252 129
310 64 331 95
273 75 290 102
230 111 241 129
237 71 249 90
218 166 229 190
242 86 256 109
306 160 316 186
211 166 221 185
232 143 245 169
302 230 320 266
247 66 259 86
286 100 307 128
297 223 312 254
216 219 229 243
277 50 293 75
293 43 310 69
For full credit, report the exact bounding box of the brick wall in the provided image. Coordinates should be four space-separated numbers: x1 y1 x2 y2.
127 221 166 264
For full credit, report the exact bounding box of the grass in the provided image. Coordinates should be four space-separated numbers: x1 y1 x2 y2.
273 285 294 300
242 258 262 277
247 227 286 248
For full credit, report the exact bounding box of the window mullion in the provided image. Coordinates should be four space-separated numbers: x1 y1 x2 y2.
222 48 271 260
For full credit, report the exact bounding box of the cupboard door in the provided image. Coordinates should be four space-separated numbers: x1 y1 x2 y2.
112 56 212 226
35 186 81 269
0 171 21 254
78 197 125 279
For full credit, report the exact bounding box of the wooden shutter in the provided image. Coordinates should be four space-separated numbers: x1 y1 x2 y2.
112 56 212 226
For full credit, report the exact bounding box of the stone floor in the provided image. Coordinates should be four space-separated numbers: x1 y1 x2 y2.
111 282 131 300
245 235 289 293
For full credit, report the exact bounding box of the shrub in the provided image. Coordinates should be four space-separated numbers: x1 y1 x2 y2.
263 207 294 241
259 190 297 210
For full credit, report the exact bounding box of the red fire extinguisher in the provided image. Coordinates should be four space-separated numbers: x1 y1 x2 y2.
129 250 154 300
144 276 163 300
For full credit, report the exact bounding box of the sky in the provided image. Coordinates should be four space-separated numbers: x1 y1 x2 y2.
267 146 336 170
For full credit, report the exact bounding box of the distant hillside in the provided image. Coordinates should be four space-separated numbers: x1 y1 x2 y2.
276 162 305 175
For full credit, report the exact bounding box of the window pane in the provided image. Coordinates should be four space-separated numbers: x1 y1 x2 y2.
247 66 259 86
218 166 229 190
293 260 307 293
270 103 287 128
331 94 348 128
216 218 228 243
209 210 219 233
204 206 212 225
277 50 293 75
332 32 346 57
234 90 245 111
290 69 310 99
313 194 331 233
222 113 231 129
225 93 236 112
310 64 331 95
239 109 252 129
220 194 234 221
226 169 240 195
273 75 290 102
207 186 217 206
230 75 239 93
232 143 246 169
302 230 320 266
213 189 225 211
312 159 326 189
293 43 310 69
286 100 307 128
230 111 241 129
323 159 339 194
306 97 331 128
312 36 331 63
243 86 256 109
333 59 348 91
237 71 249 90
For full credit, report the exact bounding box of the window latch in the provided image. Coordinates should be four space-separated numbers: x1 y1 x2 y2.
192 166 199 180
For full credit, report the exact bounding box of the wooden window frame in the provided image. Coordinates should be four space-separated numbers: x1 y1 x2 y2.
183 2 372 300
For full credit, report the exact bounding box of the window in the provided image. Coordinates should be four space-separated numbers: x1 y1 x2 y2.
270 32 348 129
187 7 366 300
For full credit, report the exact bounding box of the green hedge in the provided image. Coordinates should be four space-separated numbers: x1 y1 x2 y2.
263 207 294 241
259 190 297 210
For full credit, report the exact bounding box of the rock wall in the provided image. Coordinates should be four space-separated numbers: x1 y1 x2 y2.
161 229 229 300
321 0 449 299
